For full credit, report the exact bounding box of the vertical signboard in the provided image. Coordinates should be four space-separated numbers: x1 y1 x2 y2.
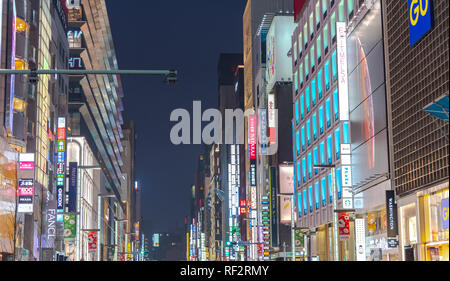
336 22 349 121
249 115 256 160
338 212 350 240
68 162 78 212
46 200 57 248
442 198 449 230
260 110 268 155
386 190 398 238
64 214 76 241
88 231 98 253
279 164 294 224
269 167 278 247
18 154 35 213
355 218 366 261
268 94 276 145
57 117 66 213
7 0 16 133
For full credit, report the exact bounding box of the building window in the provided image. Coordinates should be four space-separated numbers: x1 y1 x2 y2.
320 141 325 165
315 2 321 27
300 63 304 86
310 45 315 72
327 134 333 164
306 119 311 145
321 177 327 206
303 24 308 47
313 146 318 175
318 69 323 99
309 13 314 38
302 157 307 183
296 131 300 155
333 89 339 120
317 35 322 63
336 167 342 199
312 112 317 140
339 0 345 22
315 181 320 209
300 94 305 119
306 86 310 113
325 60 330 90
323 23 329 53
294 41 298 62
328 173 333 203
319 105 324 134
322 0 328 16
298 192 302 217
331 12 337 42
301 125 306 151
326 97 331 127
303 189 308 215
343 121 350 144
305 55 309 79
294 71 299 93
347 0 354 19
299 32 303 57
312 79 316 106
295 100 300 125
309 186 313 212
308 152 312 179
335 128 340 159
297 162 302 186
332 50 338 81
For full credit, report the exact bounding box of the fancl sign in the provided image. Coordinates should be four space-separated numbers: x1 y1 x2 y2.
409 0 433 46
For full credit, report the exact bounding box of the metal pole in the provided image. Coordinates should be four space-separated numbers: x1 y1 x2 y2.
331 167 339 261
0 69 177 75
291 194 295 261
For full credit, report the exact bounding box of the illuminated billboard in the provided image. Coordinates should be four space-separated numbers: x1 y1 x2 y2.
408 0 433 46
266 16 296 93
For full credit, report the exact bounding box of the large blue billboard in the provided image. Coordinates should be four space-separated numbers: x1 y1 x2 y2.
409 0 433 46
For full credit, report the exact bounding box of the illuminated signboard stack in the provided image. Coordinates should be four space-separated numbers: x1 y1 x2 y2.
18 153 35 213
261 195 270 260
56 117 66 213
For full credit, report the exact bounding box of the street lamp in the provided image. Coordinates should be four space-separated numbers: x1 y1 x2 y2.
314 164 339 261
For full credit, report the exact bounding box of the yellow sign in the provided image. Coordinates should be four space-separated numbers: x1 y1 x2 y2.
186 233 190 261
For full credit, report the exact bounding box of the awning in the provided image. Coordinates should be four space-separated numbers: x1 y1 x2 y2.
424 95 449 122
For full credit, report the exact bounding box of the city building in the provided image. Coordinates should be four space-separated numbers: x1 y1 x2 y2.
383 0 449 261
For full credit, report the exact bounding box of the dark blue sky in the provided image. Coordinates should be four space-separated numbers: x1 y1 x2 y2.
106 1 246 234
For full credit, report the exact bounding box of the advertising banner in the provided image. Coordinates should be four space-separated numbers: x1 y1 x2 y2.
88 231 97 252
279 195 291 224
338 212 350 240
64 214 76 240
269 167 278 247
336 21 349 121
249 115 256 160
18 154 35 213
294 229 305 248
268 94 276 144
442 198 449 229
68 162 78 212
279 164 294 194
56 185 64 210
260 110 268 155
386 190 398 237
408 0 433 46
46 200 57 248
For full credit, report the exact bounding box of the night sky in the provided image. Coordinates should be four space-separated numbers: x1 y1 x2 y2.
106 1 247 235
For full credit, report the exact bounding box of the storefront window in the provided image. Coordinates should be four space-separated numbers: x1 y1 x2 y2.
400 203 418 261
419 189 449 261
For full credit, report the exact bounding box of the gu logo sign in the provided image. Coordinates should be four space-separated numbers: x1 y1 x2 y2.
409 0 433 46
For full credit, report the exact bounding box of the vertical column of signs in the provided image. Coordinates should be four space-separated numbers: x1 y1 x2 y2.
18 154 35 213
56 117 67 214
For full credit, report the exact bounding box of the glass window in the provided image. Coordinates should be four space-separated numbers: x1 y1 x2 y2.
308 185 313 212
311 79 316 106
306 86 310 113
297 162 302 186
303 24 308 46
302 157 307 183
323 23 329 51
315 2 320 26
308 152 312 179
319 105 324 134
317 35 322 62
295 100 300 125
300 63 304 85
310 45 315 70
333 89 339 120
336 167 342 199
339 0 345 22
299 32 303 55
298 192 302 217
313 147 318 175
301 125 306 151
332 50 337 81
327 134 333 164
296 131 300 155
325 60 330 90
347 0 354 18
318 69 323 99
312 112 317 140
322 0 327 15
320 141 325 165
294 41 298 62
326 97 331 127
328 173 333 203
305 55 309 77
331 12 336 40
315 181 320 209
306 119 311 145
343 121 350 144
309 13 314 37
335 128 340 159
303 189 308 215
294 70 298 92
321 177 327 206
300 94 305 119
